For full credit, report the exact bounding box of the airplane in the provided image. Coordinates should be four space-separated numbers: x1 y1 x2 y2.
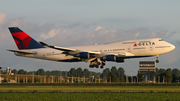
8 27 175 69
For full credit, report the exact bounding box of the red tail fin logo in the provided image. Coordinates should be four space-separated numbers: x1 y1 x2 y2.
8 27 44 49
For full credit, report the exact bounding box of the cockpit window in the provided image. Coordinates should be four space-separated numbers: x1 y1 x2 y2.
159 39 163 41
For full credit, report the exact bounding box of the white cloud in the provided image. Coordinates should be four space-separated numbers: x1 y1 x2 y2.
0 13 6 25
94 26 103 31
149 31 157 38
40 29 60 40
10 19 20 26
135 32 140 37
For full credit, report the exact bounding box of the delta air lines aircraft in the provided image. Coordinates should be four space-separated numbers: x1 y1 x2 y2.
8 27 175 69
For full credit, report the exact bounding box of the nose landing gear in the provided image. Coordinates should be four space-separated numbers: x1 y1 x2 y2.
156 60 159 63
156 55 159 63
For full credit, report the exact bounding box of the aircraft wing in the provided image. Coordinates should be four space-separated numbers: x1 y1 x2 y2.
39 42 134 61
40 42 77 52
39 42 101 56
7 50 37 54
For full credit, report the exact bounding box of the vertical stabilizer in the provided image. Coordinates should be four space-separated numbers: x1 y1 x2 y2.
8 27 44 49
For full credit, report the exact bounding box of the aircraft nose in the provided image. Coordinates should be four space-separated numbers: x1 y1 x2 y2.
166 43 175 52
171 44 175 50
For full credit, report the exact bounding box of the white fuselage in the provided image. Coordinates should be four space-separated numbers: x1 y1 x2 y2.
14 38 175 62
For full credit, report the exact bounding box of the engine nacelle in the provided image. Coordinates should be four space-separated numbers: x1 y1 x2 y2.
102 55 116 61
102 55 125 63
76 52 89 59
116 57 125 63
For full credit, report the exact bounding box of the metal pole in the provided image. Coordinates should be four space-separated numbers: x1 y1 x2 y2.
99 75 100 83
106 76 107 83
0 68 1 84
32 71 34 83
40 77 42 83
131 71 133 83
131 75 133 83
23 77 25 83
44 72 46 83
126 75 128 83
71 76 73 83
26 76 27 83
158 76 160 83
137 76 138 83
78 76 79 83
38 69 39 83
65 72 67 83
84 76 85 83
91 72 92 83
15 75 17 83
18 76 20 83
110 76 111 83
163 76 165 83
84 71 85 83
51 76 53 83
60 69 61 83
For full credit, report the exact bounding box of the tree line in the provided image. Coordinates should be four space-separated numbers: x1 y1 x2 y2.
155 68 180 83
3 67 180 83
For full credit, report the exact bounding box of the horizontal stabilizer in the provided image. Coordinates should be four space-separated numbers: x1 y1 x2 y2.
7 50 36 54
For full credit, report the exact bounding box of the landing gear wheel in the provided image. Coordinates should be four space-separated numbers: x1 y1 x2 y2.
95 65 99 68
102 62 106 66
99 62 105 69
156 55 159 63
89 65 93 68
89 60 106 69
100 66 104 69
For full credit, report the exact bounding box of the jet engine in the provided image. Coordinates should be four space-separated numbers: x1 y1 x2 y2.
76 52 89 59
116 57 125 63
102 55 116 61
102 55 125 63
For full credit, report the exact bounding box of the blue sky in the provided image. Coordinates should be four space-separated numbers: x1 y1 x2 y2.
0 0 180 75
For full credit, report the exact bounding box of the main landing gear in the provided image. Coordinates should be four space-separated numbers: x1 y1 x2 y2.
156 55 159 63
89 61 106 69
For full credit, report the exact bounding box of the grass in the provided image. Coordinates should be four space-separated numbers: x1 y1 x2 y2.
0 86 180 92
0 83 180 86
1 84 180 101
0 92 180 101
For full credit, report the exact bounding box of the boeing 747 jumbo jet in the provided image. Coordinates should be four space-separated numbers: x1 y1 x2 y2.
8 27 175 69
